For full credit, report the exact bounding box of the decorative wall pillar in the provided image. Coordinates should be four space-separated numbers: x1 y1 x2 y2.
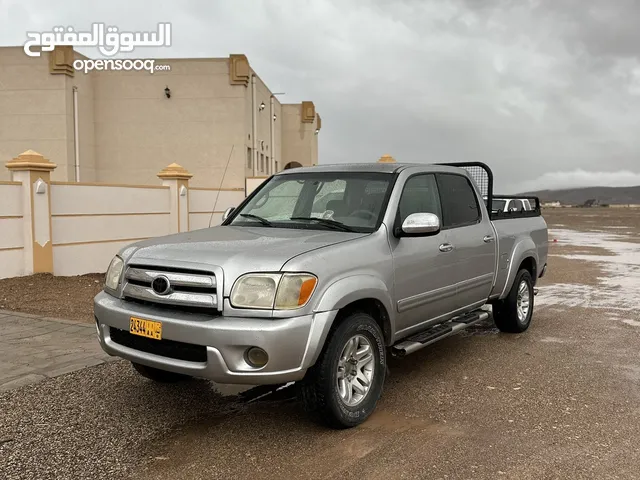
5 150 57 274
157 163 192 233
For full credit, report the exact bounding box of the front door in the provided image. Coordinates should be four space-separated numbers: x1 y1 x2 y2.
390 173 459 335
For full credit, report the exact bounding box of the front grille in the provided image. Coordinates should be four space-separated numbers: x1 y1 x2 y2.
122 264 219 313
123 296 218 316
110 327 207 363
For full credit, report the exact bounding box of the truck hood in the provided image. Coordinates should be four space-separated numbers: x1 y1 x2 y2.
123 226 367 291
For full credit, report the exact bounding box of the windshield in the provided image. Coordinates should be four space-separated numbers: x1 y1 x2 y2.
227 172 393 233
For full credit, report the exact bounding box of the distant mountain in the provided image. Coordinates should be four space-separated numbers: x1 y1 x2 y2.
520 185 640 205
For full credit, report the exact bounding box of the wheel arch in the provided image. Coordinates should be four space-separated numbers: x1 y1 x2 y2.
313 275 395 343
499 238 539 299
518 256 537 281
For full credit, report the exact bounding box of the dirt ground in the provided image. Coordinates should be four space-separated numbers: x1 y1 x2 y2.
1 207 640 479
0 273 104 322
543 206 640 238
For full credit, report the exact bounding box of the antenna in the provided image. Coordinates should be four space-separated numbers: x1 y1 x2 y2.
208 145 235 228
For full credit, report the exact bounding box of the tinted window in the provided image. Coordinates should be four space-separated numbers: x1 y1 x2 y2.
436 173 480 228
398 174 442 224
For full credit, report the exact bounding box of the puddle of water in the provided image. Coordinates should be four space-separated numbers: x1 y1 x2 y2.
538 229 640 312
622 319 640 328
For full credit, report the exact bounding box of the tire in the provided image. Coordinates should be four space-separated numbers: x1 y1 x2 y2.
298 311 386 429
299 312 387 429
131 362 191 383
493 268 534 333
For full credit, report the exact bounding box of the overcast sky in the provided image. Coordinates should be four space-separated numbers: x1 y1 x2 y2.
2 0 639 192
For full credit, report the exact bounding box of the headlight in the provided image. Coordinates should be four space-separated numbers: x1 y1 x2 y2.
105 256 124 291
230 273 317 310
275 274 318 309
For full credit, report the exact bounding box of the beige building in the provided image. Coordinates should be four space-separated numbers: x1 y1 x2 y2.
0 46 321 187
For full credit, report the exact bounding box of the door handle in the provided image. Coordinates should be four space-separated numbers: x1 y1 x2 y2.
483 235 494 243
439 243 454 253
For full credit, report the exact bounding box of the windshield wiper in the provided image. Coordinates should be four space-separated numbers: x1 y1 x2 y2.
239 213 273 226
289 216 357 232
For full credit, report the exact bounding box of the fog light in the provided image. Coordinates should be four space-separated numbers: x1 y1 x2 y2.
245 347 269 368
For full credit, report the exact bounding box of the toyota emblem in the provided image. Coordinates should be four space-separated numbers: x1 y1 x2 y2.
151 275 171 295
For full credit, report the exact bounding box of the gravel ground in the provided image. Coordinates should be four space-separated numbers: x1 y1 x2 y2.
0 361 248 479
1 208 639 479
0 273 104 323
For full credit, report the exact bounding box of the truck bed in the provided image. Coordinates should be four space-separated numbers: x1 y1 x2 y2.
490 214 548 298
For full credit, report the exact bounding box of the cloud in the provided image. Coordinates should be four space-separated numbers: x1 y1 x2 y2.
0 0 639 189
513 169 640 193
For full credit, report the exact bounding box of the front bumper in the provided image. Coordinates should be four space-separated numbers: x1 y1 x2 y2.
94 291 337 385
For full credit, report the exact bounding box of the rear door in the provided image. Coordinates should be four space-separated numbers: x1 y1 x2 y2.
435 173 496 309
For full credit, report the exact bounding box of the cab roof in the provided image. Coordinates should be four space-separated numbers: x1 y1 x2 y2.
275 162 459 175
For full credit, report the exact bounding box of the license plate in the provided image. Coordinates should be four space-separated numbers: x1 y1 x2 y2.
129 317 162 340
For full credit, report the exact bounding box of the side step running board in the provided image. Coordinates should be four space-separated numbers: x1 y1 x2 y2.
392 310 490 357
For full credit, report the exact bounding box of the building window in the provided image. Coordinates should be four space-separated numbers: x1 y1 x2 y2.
247 147 252 169
275 161 278 172
260 153 264 172
266 156 270 174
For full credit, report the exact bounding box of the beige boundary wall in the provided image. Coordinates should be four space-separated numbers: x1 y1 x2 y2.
0 150 246 279
245 176 269 197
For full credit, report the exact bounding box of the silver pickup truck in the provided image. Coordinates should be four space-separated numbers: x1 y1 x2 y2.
94 161 548 428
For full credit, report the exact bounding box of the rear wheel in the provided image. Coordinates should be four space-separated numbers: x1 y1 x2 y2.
131 362 191 383
493 268 534 333
298 311 386 429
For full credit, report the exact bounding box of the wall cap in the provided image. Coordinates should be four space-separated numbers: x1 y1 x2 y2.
157 163 193 180
6 150 58 172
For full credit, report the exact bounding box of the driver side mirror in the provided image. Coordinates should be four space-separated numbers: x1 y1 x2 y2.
397 212 440 237
222 206 235 222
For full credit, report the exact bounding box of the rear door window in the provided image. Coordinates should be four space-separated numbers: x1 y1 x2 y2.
435 173 481 228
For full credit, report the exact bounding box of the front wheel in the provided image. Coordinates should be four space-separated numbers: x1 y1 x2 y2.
298 312 386 429
493 268 534 333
